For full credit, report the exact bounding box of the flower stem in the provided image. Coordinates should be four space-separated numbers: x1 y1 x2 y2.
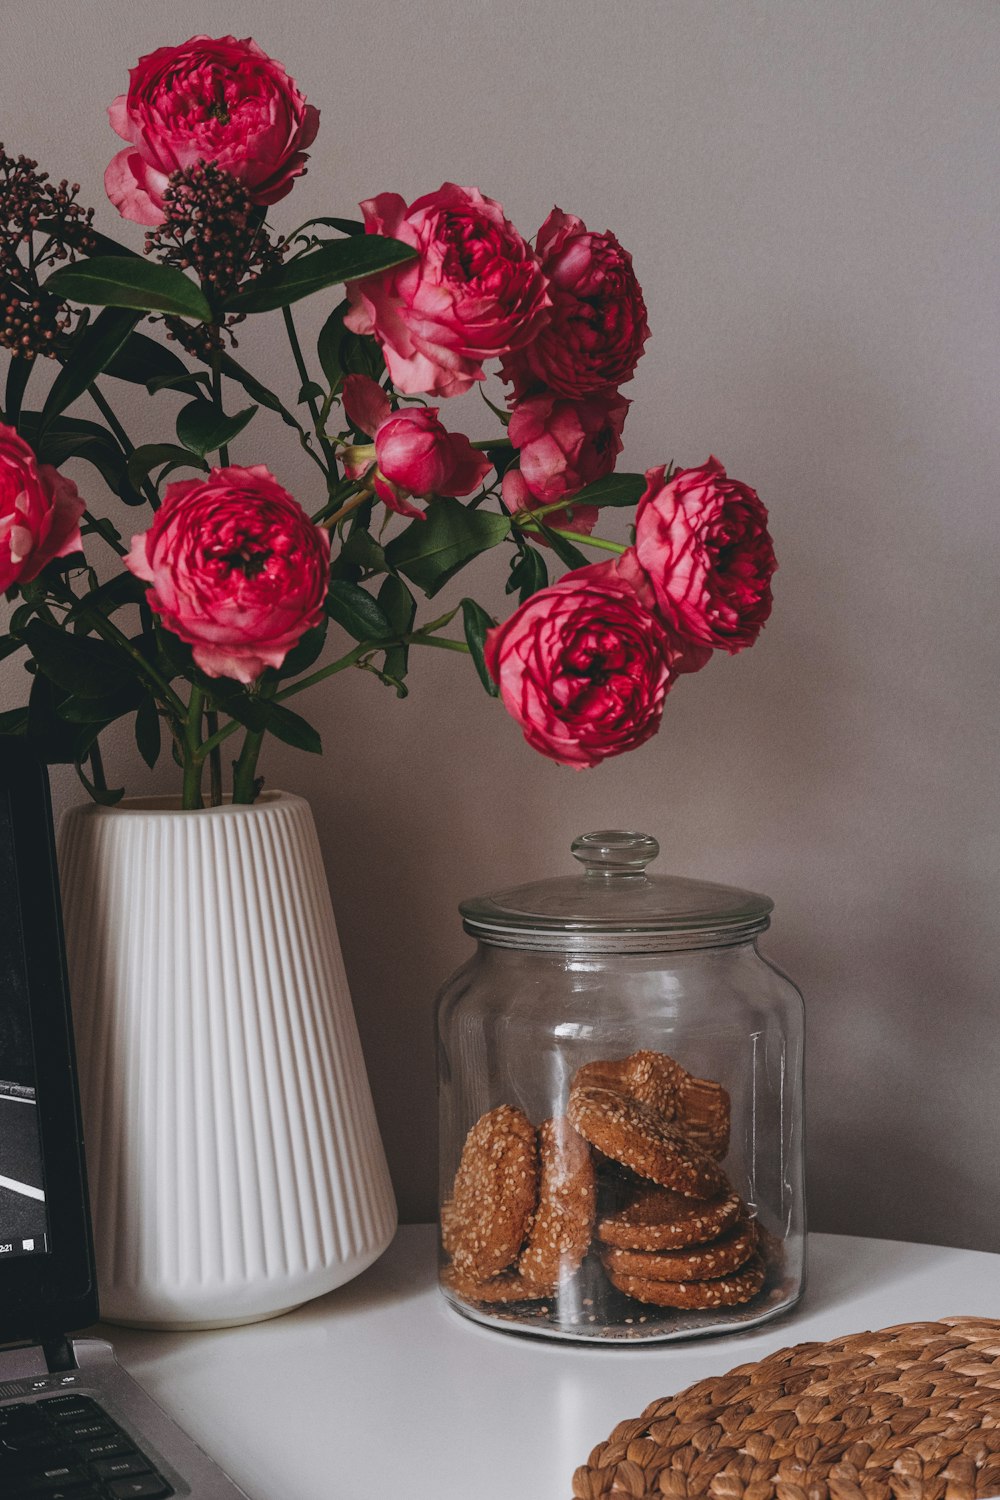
205 709 223 806
231 728 264 804
282 305 337 471
182 685 205 810
515 519 628 554
210 356 230 466
321 486 373 529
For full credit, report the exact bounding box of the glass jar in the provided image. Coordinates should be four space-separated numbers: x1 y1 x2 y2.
436 830 805 1343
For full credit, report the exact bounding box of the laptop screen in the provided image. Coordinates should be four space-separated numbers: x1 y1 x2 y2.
0 742 97 1341
0 783 52 1261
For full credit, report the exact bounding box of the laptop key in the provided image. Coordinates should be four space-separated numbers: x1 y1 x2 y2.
37 1399 99 1420
76 1435 133 1461
63 1420 114 1441
92 1455 151 1480
107 1480 173 1499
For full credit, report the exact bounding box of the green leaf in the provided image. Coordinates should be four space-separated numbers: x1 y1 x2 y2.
128 443 207 492
378 576 415 695
201 681 268 732
74 759 126 806
292 216 366 240
176 400 257 458
317 300 385 390
23 619 135 699
570 472 647 508
45 257 212 321
537 521 589 571
4 353 33 425
460 598 499 696
36 221 141 261
340 528 387 575
0 635 25 663
40 308 141 430
0 706 29 736
506 545 549 603
275 620 329 680
27 673 92 763
385 497 511 598
298 380 325 405
65 571 147 624
225 235 418 315
57 679 144 723
218 355 301 431
134 697 161 769
17 411 143 505
325 579 392 641
263 702 322 754
104 330 195 392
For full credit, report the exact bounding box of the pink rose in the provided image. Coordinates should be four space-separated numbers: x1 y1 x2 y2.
106 35 319 226
344 184 551 398
509 389 628 505
0 424 84 592
484 560 675 768
125 465 330 684
502 208 650 399
632 458 777 656
341 374 490 519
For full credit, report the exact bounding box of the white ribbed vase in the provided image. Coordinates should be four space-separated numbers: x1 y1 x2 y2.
56 791 397 1330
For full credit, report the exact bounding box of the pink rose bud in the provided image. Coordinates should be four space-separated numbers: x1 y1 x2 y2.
632 458 777 658
502 208 649 400
125 465 330 684
105 35 319 226
342 375 490 519
504 389 629 538
484 560 675 769
0 423 84 591
344 184 551 398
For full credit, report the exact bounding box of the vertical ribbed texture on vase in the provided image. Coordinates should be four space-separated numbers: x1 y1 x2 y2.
57 793 397 1329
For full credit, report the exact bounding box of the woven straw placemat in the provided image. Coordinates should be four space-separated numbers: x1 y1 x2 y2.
572 1317 1000 1500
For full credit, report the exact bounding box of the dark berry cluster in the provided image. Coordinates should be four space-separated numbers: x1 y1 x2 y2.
0 145 96 359
145 161 286 358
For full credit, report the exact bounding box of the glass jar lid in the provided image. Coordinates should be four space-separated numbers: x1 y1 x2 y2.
460 830 774 952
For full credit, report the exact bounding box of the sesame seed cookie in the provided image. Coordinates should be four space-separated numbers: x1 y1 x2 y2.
567 1085 726 1200
605 1253 766 1309
442 1264 552 1305
600 1218 758 1283
447 1104 539 1280
517 1117 596 1289
596 1184 743 1251
572 1050 731 1160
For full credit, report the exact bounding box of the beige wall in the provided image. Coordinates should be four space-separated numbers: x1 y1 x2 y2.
3 0 999 1248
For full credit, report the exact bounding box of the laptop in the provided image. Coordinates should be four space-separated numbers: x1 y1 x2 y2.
0 739 250 1500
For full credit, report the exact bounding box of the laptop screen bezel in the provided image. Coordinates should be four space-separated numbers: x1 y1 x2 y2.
0 741 98 1341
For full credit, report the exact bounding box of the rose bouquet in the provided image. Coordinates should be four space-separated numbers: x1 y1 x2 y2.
0 34 776 808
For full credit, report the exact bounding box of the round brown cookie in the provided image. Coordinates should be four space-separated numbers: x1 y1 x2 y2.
448 1104 538 1280
442 1264 553 1305
675 1072 731 1159
567 1085 726 1200
596 1184 743 1250
517 1117 596 1289
605 1253 766 1309
573 1051 683 1121
573 1050 731 1160
600 1218 758 1282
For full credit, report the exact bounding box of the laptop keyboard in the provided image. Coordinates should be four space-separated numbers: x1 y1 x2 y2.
0 1392 174 1498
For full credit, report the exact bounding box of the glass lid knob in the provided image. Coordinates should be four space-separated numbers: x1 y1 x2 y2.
570 830 660 877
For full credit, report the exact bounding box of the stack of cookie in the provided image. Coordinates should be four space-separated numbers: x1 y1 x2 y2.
440 1049 765 1316
568 1051 765 1311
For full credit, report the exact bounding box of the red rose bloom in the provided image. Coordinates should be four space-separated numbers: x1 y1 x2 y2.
484 560 675 768
502 207 649 399
0 423 84 591
344 184 551 398
105 35 319 226
632 458 777 655
125 465 330 684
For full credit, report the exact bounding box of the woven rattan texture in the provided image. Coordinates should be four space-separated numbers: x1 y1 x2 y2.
572 1317 1000 1500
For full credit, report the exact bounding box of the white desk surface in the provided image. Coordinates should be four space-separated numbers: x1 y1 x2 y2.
101 1225 1000 1500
